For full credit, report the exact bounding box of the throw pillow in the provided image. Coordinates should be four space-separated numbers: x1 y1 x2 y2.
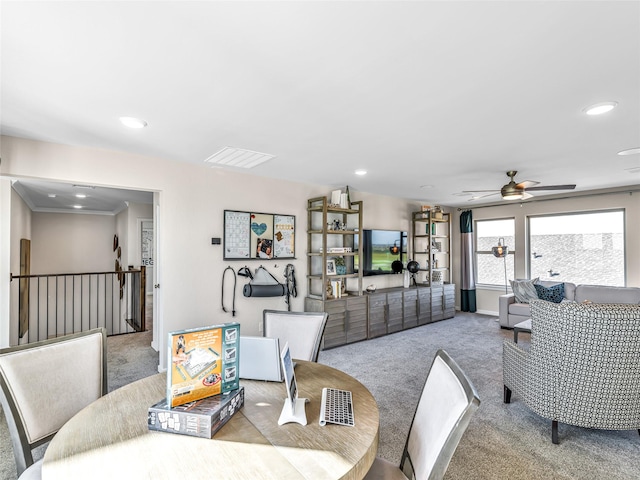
510 278 539 303
535 283 565 303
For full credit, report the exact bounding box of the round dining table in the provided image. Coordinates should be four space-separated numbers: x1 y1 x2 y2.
42 360 379 479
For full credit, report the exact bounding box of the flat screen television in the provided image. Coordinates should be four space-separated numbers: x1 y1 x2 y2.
354 229 407 276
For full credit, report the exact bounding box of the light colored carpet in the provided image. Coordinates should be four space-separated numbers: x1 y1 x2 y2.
2 313 638 479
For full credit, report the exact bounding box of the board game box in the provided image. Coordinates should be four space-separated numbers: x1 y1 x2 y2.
148 387 244 438
167 322 240 407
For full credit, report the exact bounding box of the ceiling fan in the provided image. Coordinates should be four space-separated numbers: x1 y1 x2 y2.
463 171 576 201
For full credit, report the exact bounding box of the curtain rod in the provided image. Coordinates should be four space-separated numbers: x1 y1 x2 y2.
457 188 639 211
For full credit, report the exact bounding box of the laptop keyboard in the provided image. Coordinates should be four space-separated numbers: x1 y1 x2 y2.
319 387 354 427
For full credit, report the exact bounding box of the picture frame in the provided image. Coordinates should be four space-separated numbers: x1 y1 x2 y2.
326 259 336 275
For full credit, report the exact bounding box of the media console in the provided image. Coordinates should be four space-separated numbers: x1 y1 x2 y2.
305 284 455 350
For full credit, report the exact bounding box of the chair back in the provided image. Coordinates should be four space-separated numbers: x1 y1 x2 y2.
529 300 640 430
0 328 107 476
401 349 480 480
262 310 328 362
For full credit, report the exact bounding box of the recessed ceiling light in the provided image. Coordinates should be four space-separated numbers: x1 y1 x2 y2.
355 169 367 176
73 205 83 209
618 147 640 156
75 194 87 198
119 116 148 129
420 184 434 189
48 194 57 198
583 101 618 115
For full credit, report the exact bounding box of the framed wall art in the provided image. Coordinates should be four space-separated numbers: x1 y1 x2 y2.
224 210 295 260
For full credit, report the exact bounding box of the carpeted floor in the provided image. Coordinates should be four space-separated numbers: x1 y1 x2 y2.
1 312 638 479
318 312 640 479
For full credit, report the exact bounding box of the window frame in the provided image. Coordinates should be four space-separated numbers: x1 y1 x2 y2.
526 208 626 286
474 217 516 290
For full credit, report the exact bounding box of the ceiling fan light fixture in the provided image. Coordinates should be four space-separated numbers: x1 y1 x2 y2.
583 101 617 116
502 192 524 200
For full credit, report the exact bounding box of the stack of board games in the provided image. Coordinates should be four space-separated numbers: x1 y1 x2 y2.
148 387 244 438
147 322 243 438
166 322 240 407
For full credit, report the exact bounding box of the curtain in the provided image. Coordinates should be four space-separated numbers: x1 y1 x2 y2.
460 210 477 312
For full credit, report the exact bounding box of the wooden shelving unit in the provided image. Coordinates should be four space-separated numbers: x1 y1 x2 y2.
411 210 451 286
304 196 365 349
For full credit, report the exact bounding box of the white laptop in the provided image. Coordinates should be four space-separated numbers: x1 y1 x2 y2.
239 336 283 382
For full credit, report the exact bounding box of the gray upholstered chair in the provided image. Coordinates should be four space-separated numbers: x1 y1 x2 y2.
262 310 328 362
503 300 640 443
0 328 107 478
364 349 480 480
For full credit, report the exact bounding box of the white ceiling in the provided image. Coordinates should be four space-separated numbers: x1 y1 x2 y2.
2 1 639 211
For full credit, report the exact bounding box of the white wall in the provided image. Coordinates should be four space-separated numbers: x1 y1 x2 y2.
31 212 116 274
451 190 640 316
0 136 419 368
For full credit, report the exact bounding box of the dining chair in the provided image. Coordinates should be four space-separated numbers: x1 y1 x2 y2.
0 328 107 479
262 310 328 362
364 349 480 480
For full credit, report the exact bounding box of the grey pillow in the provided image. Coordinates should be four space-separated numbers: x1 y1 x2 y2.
510 278 539 303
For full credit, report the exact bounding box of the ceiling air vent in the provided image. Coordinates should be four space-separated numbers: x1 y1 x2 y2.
205 147 275 169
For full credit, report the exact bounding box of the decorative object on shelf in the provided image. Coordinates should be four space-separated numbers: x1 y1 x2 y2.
432 270 443 285
391 260 403 274
365 284 376 293
333 257 347 275
326 259 337 275
326 280 335 299
492 237 509 293
329 187 353 209
407 260 422 286
330 189 342 207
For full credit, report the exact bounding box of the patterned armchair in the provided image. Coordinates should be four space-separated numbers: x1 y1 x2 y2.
503 299 640 444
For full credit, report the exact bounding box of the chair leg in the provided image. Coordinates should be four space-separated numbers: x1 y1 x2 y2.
552 420 559 444
503 385 511 403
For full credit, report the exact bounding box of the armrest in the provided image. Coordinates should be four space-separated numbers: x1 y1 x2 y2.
499 294 516 327
503 340 528 393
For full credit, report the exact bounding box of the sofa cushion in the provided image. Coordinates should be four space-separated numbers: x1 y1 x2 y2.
510 278 539 303
535 283 565 303
574 284 640 304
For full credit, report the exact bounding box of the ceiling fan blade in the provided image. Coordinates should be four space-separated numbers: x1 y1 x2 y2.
461 190 500 193
526 184 576 191
521 191 534 200
516 180 539 189
468 192 499 200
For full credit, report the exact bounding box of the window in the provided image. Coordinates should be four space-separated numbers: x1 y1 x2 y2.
475 218 515 288
528 210 625 286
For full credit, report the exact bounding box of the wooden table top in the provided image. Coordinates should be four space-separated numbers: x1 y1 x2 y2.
42 361 379 479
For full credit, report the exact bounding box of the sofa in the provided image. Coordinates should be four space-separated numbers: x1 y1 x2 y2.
499 280 640 328
503 300 640 443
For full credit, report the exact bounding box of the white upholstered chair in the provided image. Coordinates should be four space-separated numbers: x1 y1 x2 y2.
0 328 107 478
364 349 480 480
262 310 328 362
